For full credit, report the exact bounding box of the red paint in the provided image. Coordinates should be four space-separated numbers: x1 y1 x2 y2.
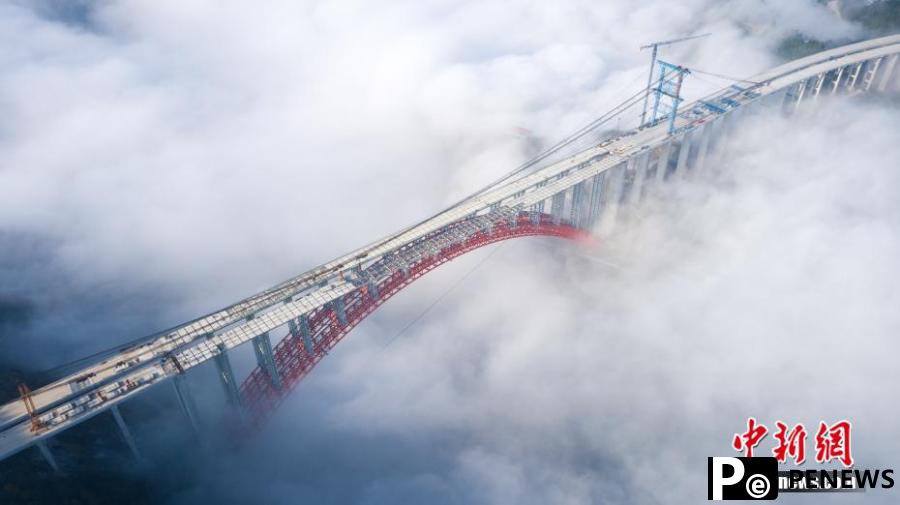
238 212 589 429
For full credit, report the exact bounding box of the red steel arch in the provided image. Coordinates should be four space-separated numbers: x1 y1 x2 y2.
239 211 589 427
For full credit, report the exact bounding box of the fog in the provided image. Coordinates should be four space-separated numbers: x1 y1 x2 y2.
0 1 897 504
0 0 860 363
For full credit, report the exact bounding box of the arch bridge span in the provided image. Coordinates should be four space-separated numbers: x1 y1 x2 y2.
240 210 588 426
0 33 898 470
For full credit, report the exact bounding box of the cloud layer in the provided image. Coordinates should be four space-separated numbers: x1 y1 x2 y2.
1 1 897 504
0 0 861 362
217 97 899 505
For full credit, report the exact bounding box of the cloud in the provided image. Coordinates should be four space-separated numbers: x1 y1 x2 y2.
0 0 896 504
0 0 861 362
239 99 900 505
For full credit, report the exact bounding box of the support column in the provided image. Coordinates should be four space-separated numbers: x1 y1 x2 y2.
110 404 140 460
333 297 348 326
398 258 410 277
779 83 795 109
811 72 827 100
831 66 845 94
586 172 605 228
760 87 782 108
794 77 809 108
674 130 693 179
550 191 565 224
291 314 315 356
846 62 864 91
693 123 712 174
598 163 626 234
618 156 636 204
172 375 200 438
862 57 882 91
213 344 241 408
878 54 898 92
654 141 673 184
628 151 650 205
366 281 378 300
569 181 587 228
252 332 282 390
36 440 59 473
715 107 742 157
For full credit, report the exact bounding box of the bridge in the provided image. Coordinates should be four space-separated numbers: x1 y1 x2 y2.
2 34 898 471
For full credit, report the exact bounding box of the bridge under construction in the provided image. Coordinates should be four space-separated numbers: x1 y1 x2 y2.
2 33 898 472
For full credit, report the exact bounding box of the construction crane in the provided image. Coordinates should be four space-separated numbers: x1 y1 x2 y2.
639 32 711 126
649 60 690 135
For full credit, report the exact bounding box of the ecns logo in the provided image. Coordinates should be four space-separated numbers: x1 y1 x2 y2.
709 457 778 500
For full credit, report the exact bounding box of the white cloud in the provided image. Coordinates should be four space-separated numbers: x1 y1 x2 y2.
264 98 900 504
0 0 894 503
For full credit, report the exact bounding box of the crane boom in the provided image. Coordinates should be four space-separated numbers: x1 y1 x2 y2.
640 32 711 50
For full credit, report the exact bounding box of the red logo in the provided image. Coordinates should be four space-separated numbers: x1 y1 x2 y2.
732 418 853 467
773 421 807 464
815 420 854 467
732 417 768 458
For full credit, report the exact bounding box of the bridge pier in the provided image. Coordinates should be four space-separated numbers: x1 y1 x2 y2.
213 344 242 408
811 72 827 100
110 405 140 460
712 110 741 159
879 54 898 92
507 210 518 229
550 191 565 224
782 81 803 112
673 129 692 180
693 123 713 175
758 87 780 109
862 57 882 91
625 151 648 206
597 162 626 234
482 218 494 235
794 76 810 108
586 172 605 229
620 156 636 203
846 61 864 91
569 180 587 228
252 332 282 390
172 375 201 438
333 298 348 326
654 141 673 184
36 440 59 473
366 280 380 301
831 66 845 94
290 314 315 355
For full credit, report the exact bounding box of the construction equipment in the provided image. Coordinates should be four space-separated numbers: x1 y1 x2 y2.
17 382 41 432
640 32 711 125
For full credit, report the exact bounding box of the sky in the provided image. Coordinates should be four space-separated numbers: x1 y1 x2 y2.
1 0 898 504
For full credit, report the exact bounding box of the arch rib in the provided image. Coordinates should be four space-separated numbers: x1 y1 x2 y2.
239 211 588 427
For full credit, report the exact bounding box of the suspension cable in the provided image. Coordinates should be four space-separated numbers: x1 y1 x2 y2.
37 63 753 382
33 80 654 382
689 67 762 85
